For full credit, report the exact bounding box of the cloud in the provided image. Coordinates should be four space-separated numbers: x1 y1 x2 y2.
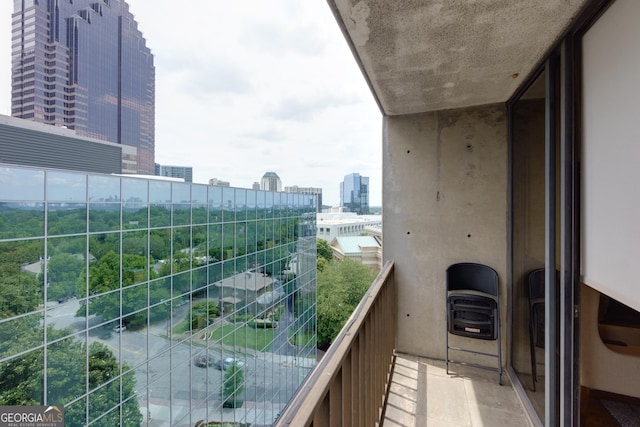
240 22 326 56
268 93 361 122
0 1 383 206
241 127 287 143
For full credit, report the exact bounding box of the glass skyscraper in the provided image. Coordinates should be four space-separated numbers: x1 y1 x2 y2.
340 173 369 215
10 0 155 174
155 164 194 183
0 165 317 426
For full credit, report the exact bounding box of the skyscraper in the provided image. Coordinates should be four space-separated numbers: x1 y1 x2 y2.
340 173 369 214
10 0 155 174
155 163 193 182
261 171 282 192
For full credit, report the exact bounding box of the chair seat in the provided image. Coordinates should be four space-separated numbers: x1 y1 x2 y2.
448 293 497 340
446 262 502 385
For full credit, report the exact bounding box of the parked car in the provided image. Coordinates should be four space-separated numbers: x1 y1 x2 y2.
193 355 214 368
214 357 244 371
113 324 127 332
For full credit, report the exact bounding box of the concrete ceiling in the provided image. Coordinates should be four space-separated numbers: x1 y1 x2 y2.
328 0 589 116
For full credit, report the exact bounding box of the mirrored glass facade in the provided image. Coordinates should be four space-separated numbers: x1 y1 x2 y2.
340 173 369 214
11 0 155 174
0 165 317 426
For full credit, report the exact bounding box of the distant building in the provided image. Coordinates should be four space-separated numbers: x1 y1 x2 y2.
0 114 124 174
155 163 193 182
208 178 230 187
252 182 261 190
285 185 322 212
261 171 282 192
316 212 382 242
329 236 382 272
10 0 155 174
0 165 317 426
340 173 369 214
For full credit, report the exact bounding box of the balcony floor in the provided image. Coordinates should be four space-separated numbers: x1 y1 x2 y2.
382 354 533 427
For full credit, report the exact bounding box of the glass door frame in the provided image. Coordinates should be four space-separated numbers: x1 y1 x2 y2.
507 1 613 424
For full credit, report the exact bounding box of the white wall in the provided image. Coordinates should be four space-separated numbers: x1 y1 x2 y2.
582 0 640 312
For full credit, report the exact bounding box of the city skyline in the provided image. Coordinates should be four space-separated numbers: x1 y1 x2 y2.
0 1 382 206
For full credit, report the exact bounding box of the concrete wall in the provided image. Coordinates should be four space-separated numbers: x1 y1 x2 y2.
383 104 508 361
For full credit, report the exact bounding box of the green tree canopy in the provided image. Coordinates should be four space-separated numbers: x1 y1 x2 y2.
222 362 245 408
47 253 84 301
316 238 333 263
190 300 220 329
0 328 141 426
316 258 376 349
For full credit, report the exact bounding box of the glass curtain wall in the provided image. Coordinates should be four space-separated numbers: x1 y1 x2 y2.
511 69 548 421
511 55 564 424
0 165 317 426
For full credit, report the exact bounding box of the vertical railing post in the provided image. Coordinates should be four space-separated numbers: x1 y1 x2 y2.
274 262 395 427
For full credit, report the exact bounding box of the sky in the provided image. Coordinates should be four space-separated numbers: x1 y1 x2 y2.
0 0 382 206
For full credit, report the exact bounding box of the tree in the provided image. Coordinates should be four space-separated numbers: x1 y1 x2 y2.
0 328 142 426
316 258 376 350
75 251 157 328
316 256 328 272
47 253 84 301
0 273 40 319
221 362 245 408
190 300 220 329
85 343 142 426
316 238 333 263
0 240 43 319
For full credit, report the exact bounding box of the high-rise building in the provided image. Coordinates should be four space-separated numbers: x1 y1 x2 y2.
340 173 369 214
285 185 322 212
0 164 317 426
155 163 193 182
208 178 230 187
261 172 282 192
252 182 261 191
10 0 155 174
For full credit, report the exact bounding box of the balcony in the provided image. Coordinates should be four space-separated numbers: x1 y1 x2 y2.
275 261 532 426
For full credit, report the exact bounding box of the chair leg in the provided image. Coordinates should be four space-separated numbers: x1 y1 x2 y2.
529 316 537 392
446 308 450 375
446 335 449 375
497 308 502 386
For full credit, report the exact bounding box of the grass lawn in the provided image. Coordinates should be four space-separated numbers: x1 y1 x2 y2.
173 319 190 334
289 331 315 348
209 324 276 351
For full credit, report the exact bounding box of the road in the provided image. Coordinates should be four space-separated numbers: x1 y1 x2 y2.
45 298 315 426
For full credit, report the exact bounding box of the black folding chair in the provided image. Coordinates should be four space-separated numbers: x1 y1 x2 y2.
527 268 545 392
446 262 502 385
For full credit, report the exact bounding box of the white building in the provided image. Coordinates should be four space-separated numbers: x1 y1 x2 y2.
329 236 382 272
208 178 230 187
316 212 382 242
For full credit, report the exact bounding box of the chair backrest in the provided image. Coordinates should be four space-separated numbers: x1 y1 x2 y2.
528 268 545 301
446 263 499 297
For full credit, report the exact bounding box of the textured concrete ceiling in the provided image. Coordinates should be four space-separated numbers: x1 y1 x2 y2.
328 0 589 115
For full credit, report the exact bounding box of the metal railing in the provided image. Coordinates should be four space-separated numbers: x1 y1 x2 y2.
275 261 396 427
